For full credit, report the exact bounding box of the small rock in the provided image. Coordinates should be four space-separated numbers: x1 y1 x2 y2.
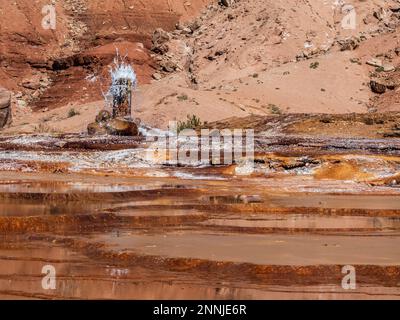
17 99 27 108
373 8 387 21
338 37 359 51
54 141 67 148
152 72 162 81
188 19 201 32
383 64 395 72
21 80 41 90
366 58 383 68
389 5 400 13
181 27 192 35
370 80 387 94
220 0 235 7
175 22 185 31
160 60 176 72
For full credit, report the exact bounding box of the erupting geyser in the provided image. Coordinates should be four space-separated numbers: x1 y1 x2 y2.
108 54 137 120
88 52 140 136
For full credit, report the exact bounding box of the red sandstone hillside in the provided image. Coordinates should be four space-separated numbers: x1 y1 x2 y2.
1 0 400 133
0 0 212 113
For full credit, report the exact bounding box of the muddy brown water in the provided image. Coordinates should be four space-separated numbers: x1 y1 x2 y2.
0 173 398 299
0 135 400 299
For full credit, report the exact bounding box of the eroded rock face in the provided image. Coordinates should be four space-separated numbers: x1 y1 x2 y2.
151 28 172 54
0 87 11 128
0 0 213 111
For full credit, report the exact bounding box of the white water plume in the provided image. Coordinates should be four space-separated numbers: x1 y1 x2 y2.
107 49 137 102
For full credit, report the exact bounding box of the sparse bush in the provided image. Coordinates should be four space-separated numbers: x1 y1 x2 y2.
34 123 56 133
310 61 319 69
363 117 374 125
320 116 332 124
177 114 203 133
177 94 189 101
68 108 80 118
268 104 282 115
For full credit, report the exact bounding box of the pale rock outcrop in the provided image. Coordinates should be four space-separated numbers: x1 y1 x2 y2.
0 87 11 128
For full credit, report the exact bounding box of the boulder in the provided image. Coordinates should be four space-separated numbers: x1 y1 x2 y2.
105 118 139 136
366 58 383 68
0 87 11 128
87 122 107 135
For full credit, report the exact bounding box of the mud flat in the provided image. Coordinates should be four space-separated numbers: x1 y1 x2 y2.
0 131 399 299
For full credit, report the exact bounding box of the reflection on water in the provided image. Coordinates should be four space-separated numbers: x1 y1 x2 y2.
202 215 400 230
201 194 400 210
0 173 399 299
0 199 110 216
95 231 400 266
0 181 189 193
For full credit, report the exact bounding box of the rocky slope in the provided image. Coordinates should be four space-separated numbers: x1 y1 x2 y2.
1 0 400 133
145 0 400 125
0 0 212 121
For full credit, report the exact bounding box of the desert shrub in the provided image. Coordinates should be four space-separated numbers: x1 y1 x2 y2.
268 104 282 115
363 117 374 125
177 94 189 101
34 123 56 133
320 116 333 124
177 114 203 133
68 108 80 118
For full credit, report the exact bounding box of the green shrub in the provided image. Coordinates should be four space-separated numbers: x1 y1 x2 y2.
177 114 203 133
268 104 282 115
68 108 80 118
177 94 189 101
